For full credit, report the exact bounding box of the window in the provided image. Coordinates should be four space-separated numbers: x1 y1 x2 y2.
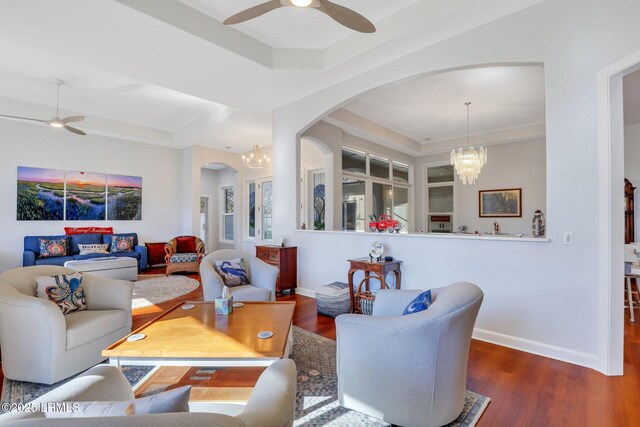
342 148 366 174
393 186 409 232
392 162 409 183
341 147 412 233
262 180 273 240
312 171 325 230
248 182 256 238
427 165 454 184
245 178 272 242
426 165 454 233
370 156 390 180
221 186 234 242
372 182 393 218
342 178 365 231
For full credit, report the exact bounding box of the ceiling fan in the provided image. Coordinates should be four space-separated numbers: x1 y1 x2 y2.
224 0 376 33
0 79 86 135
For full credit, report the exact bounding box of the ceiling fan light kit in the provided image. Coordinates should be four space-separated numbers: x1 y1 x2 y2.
291 0 313 7
0 79 86 136
224 0 376 33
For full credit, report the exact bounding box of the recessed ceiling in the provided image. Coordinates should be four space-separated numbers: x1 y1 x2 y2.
343 65 546 144
178 0 420 49
0 0 545 150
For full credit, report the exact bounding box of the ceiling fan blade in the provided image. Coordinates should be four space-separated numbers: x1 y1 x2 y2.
63 124 86 136
0 114 46 123
61 115 85 123
318 0 376 33
224 1 284 25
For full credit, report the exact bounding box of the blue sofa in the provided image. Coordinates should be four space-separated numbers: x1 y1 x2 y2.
23 233 148 271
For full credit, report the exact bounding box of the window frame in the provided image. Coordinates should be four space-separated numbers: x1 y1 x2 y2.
341 146 412 233
219 185 235 245
243 176 273 243
425 163 456 233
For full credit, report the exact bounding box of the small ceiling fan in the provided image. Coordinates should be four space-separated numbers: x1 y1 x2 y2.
0 79 86 135
224 0 376 33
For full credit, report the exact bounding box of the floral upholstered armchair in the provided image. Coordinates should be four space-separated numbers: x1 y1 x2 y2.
164 236 206 275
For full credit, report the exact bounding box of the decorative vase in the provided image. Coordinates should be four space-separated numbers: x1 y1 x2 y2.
532 210 545 237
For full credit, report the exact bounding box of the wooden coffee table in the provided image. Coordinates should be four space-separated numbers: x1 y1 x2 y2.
103 301 296 368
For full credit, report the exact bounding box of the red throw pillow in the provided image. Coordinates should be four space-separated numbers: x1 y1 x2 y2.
65 227 114 235
175 237 196 253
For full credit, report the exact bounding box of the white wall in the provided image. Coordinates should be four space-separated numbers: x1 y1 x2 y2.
273 0 640 373
417 139 546 235
625 124 640 242
0 119 182 272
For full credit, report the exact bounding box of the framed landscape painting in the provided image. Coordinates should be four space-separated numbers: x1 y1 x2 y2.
65 171 107 220
479 188 522 217
107 174 142 220
17 166 65 221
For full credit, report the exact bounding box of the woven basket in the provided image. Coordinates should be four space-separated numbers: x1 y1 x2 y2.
354 275 381 315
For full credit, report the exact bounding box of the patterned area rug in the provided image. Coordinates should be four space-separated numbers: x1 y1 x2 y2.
132 274 200 309
2 328 489 426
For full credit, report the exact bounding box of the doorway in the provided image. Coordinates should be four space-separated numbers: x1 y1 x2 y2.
598 50 640 375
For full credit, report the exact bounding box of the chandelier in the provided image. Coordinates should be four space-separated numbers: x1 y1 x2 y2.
242 145 270 169
450 102 487 185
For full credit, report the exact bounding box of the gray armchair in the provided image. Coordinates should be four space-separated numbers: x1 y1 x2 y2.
200 250 278 302
0 266 133 384
336 282 483 427
0 359 297 427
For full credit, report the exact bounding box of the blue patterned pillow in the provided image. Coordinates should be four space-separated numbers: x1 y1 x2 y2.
402 290 432 316
35 273 86 314
111 235 134 253
214 258 249 287
39 238 69 258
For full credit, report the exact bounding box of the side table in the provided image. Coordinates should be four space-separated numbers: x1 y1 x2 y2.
145 242 167 267
347 258 402 313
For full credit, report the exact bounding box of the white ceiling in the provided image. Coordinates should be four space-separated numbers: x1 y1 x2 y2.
0 70 225 133
178 0 420 49
0 0 544 150
343 65 546 144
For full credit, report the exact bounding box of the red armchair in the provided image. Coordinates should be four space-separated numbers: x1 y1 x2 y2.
164 236 206 275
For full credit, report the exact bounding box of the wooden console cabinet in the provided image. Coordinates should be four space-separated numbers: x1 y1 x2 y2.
256 246 297 295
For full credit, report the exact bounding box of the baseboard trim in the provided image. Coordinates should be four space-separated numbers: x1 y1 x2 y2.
473 328 598 371
294 287 316 298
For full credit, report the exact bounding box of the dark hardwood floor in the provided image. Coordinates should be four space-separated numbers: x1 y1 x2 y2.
4 266 640 426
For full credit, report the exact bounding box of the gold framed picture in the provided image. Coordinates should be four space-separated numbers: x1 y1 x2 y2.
479 188 522 217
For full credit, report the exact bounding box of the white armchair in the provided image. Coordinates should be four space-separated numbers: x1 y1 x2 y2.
336 282 483 427
0 266 133 384
0 359 297 427
200 250 278 302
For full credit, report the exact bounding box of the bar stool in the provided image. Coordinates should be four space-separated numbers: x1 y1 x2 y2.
624 244 640 322
625 274 640 322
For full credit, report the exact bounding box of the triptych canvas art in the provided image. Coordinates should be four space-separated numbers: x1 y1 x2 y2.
17 166 142 221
